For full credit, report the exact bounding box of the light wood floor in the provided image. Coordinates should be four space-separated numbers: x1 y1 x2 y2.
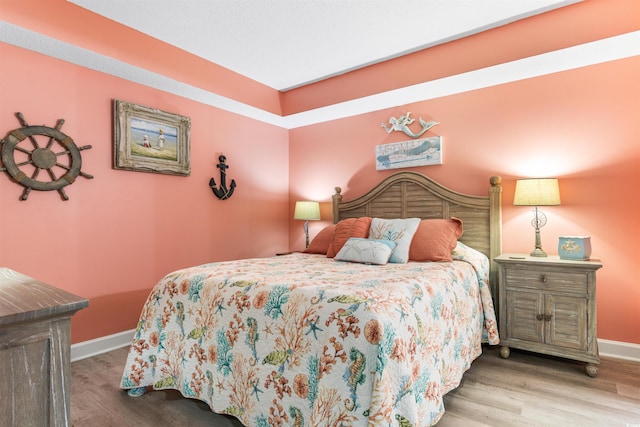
70 345 640 426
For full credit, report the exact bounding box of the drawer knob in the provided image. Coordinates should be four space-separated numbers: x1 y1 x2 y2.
540 274 548 283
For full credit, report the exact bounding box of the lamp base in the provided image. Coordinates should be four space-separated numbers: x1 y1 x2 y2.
303 220 310 248
530 248 548 257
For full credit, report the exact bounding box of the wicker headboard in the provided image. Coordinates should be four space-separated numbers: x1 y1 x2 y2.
332 171 502 291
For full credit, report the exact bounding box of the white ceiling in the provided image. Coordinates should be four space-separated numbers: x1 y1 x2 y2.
68 0 579 91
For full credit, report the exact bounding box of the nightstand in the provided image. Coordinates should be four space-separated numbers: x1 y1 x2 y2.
494 254 602 377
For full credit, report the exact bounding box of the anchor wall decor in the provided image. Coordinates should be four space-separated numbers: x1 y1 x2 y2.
209 154 236 200
381 112 439 139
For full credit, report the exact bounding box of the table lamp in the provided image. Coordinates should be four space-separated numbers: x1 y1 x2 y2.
294 201 321 248
513 178 561 257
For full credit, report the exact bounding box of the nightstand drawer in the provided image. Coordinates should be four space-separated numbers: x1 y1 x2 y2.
505 268 588 295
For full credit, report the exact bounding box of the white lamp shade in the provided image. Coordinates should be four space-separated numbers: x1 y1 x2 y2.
513 178 561 206
293 201 321 220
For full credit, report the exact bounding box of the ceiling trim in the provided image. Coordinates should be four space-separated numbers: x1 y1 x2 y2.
2 21 639 130
282 30 640 129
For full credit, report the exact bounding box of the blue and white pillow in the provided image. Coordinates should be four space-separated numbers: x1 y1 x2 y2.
334 238 397 265
368 218 421 263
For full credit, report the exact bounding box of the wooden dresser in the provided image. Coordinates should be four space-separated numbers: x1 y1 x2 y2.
0 267 88 426
494 254 602 377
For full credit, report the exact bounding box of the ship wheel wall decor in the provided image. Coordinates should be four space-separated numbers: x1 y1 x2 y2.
0 112 93 201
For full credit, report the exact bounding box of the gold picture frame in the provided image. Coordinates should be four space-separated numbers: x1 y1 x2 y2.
113 99 191 176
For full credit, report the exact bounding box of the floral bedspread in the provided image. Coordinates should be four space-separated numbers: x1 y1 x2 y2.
121 244 498 426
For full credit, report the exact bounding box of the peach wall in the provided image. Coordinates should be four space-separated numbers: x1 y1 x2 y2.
0 43 290 342
289 56 640 345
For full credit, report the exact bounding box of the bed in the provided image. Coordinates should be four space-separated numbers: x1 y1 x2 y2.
120 171 502 426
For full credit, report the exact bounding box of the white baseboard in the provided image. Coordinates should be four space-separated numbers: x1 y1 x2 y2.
71 331 640 364
598 338 640 363
71 329 135 362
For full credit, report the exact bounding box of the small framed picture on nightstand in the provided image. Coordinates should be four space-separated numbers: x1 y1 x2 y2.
558 236 592 260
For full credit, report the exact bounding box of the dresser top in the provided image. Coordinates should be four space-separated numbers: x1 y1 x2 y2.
0 267 88 326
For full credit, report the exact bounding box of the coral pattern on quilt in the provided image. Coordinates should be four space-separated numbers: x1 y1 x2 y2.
121 247 499 427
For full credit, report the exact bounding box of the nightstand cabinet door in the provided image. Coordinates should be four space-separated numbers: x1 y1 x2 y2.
505 289 544 343
547 294 587 351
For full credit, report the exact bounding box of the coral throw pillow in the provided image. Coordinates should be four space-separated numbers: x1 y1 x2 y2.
409 218 464 262
303 224 336 254
326 217 372 258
